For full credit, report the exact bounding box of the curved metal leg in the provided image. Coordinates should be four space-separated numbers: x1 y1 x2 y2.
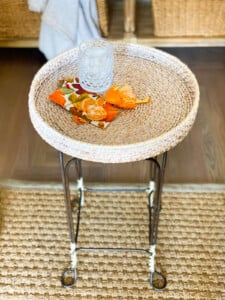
148 152 167 290
61 238 78 287
74 158 85 207
59 152 83 287
59 151 168 291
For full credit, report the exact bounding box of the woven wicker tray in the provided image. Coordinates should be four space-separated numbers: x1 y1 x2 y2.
29 43 199 163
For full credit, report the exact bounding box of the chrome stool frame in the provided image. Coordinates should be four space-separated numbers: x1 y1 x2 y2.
59 151 167 290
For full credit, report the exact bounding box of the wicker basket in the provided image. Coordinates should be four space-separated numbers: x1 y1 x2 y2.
152 0 225 37
97 0 109 37
0 0 109 41
0 0 41 40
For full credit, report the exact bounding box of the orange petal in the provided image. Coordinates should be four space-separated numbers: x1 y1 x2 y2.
73 115 87 124
103 103 120 122
96 97 105 106
104 87 122 106
81 98 95 112
136 96 151 104
86 105 107 121
118 95 136 109
49 89 66 107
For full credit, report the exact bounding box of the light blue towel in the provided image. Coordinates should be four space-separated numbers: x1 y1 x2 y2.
28 0 102 60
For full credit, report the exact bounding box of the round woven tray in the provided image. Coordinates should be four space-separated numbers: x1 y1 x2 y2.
29 43 199 163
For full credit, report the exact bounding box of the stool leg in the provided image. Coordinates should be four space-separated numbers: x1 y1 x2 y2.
124 0 136 33
148 156 157 208
148 153 167 290
59 152 84 287
75 158 85 207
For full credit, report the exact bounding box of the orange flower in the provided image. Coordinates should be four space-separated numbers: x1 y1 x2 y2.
104 84 150 109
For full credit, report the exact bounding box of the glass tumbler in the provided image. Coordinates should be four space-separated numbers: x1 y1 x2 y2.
78 40 114 93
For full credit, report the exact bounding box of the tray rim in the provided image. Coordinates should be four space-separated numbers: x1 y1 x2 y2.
29 42 200 163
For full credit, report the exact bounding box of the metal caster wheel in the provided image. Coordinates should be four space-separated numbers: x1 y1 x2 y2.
61 267 78 288
150 271 167 291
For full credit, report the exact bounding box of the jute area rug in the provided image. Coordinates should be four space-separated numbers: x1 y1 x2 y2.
0 182 224 300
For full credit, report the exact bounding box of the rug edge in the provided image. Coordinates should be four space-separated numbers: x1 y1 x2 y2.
0 179 224 193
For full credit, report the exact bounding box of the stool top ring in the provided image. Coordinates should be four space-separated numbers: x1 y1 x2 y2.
29 42 199 163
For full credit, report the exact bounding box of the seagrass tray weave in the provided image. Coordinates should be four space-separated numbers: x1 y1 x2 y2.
152 0 225 37
29 42 199 163
0 0 108 40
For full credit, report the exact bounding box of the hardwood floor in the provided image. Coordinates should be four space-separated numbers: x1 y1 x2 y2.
0 47 224 183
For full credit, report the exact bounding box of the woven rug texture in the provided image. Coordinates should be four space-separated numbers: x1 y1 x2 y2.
0 186 224 300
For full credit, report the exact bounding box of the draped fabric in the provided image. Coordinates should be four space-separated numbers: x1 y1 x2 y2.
28 0 102 60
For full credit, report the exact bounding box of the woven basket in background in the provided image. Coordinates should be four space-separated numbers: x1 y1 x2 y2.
152 0 225 37
97 0 109 37
0 0 41 40
0 0 109 41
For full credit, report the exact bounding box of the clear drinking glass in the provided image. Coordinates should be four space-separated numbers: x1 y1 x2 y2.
78 40 114 93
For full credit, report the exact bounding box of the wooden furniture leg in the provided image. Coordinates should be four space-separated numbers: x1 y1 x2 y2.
124 0 136 33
